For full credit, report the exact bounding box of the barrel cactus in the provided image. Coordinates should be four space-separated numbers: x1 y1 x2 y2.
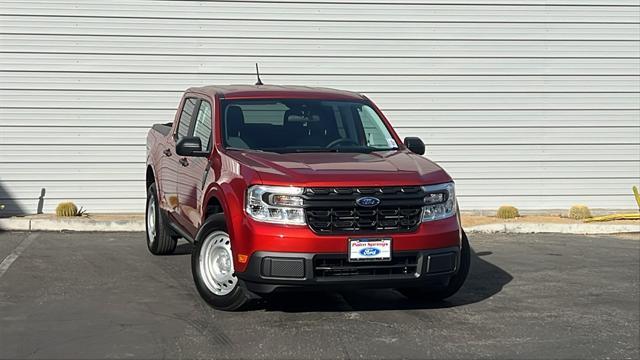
496 205 520 219
568 204 592 220
56 202 79 217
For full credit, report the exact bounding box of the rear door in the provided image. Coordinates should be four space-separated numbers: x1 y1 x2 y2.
176 97 214 236
161 96 198 223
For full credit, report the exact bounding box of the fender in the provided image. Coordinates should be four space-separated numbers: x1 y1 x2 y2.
146 129 166 208
200 183 238 242
146 162 161 203
201 182 253 271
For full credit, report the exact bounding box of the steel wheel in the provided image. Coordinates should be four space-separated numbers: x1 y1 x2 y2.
198 231 237 296
145 183 177 255
147 196 157 246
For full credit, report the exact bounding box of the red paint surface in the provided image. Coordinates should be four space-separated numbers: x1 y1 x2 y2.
147 85 460 273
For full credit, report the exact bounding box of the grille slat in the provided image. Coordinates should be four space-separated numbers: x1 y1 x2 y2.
304 186 424 235
314 254 419 278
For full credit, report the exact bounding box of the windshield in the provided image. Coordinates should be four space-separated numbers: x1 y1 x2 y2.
221 99 398 153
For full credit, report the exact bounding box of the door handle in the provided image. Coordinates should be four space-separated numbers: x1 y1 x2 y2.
179 158 189 167
163 148 172 157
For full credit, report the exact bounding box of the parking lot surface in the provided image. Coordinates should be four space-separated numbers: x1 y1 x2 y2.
0 231 638 359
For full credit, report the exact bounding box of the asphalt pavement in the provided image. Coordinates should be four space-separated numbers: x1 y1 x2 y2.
0 231 638 359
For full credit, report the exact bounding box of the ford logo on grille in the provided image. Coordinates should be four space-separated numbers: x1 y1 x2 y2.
360 247 381 257
355 196 380 207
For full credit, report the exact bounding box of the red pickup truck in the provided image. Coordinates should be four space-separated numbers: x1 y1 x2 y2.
146 85 470 310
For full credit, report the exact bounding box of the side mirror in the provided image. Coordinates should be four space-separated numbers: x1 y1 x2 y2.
176 136 208 157
404 137 425 155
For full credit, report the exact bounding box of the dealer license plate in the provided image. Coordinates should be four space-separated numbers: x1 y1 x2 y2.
348 238 392 262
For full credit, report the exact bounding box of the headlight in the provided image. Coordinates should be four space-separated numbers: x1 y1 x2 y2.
246 185 306 225
421 182 456 222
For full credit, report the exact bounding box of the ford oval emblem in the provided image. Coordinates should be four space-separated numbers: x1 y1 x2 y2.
355 196 380 207
360 247 381 257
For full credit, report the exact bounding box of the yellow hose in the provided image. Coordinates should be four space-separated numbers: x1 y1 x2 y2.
585 213 640 222
583 186 640 222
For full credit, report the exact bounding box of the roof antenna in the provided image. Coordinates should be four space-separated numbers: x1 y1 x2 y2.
254 63 264 86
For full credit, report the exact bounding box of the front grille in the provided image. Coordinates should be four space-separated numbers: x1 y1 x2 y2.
303 186 425 234
314 253 419 278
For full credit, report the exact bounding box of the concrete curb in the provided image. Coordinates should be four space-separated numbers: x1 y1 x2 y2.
0 218 144 232
466 223 640 235
1 217 638 235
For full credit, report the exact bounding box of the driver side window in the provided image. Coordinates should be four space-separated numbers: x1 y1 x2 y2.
193 101 213 150
358 106 396 148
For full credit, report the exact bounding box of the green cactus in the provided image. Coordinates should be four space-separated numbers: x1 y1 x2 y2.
56 202 79 217
496 205 520 219
568 204 592 220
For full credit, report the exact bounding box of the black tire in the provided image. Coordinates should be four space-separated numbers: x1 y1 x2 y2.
146 183 177 255
399 230 471 301
191 214 251 311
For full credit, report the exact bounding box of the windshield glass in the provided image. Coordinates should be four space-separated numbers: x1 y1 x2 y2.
221 99 398 153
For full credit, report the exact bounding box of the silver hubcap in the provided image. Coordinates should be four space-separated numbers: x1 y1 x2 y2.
199 231 237 296
147 197 157 245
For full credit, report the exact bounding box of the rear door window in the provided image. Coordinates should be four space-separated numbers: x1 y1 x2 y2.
176 97 198 140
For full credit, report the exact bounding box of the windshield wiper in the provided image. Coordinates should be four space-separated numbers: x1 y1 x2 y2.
281 147 392 154
225 147 274 154
227 147 399 154
368 147 399 152
293 148 340 153
261 147 336 153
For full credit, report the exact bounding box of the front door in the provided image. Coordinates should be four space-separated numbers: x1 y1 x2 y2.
177 98 214 237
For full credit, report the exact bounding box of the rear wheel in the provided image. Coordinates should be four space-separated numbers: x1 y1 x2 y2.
398 231 471 301
146 183 177 255
191 214 251 311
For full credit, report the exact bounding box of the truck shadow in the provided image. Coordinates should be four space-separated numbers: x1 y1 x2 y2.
0 182 30 232
253 248 512 312
173 242 195 255
168 241 513 312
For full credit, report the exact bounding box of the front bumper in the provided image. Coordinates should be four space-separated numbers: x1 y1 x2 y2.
231 215 462 272
235 246 460 294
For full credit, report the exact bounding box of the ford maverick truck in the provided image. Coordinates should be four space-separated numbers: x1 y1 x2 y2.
145 85 470 310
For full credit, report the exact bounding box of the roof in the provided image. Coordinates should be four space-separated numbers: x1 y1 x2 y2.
186 84 365 101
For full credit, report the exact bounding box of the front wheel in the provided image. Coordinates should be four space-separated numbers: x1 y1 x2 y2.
398 230 471 302
191 214 251 311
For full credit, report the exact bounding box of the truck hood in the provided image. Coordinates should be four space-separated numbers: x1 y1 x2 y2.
226 150 452 187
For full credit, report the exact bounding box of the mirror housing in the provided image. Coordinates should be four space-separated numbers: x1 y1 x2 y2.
404 137 425 155
176 136 208 157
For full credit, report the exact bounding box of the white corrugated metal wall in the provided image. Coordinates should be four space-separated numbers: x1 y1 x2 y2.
0 0 639 215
